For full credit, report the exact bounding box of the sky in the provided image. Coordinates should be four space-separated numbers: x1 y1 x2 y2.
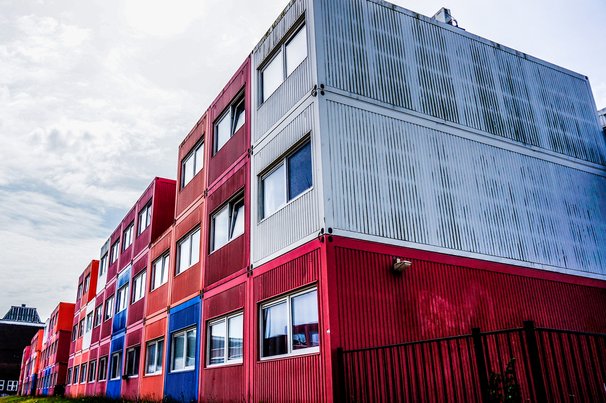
1 0 604 321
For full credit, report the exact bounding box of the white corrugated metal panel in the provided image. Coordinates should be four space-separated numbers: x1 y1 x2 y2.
252 0 313 145
324 99 606 276
252 103 322 264
316 0 606 165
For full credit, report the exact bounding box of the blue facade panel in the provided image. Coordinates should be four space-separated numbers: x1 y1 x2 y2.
106 333 125 399
164 296 201 403
112 267 131 334
41 366 51 395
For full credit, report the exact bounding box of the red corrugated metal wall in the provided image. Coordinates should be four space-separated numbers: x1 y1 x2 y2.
201 281 246 401
140 314 167 400
151 178 177 242
251 242 328 402
176 114 206 218
329 236 606 351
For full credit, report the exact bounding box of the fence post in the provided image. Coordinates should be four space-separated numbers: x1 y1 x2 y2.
523 321 548 402
335 347 346 403
472 327 490 403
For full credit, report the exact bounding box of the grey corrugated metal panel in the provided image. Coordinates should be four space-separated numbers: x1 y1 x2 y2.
251 104 322 264
254 59 312 143
317 0 606 165
252 0 308 69
324 99 606 276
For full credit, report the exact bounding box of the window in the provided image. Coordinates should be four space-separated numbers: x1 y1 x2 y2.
104 295 114 320
80 363 87 383
109 352 121 380
214 95 245 153
171 327 196 372
72 366 79 385
99 253 108 277
66 368 72 385
207 312 243 366
83 275 90 292
145 338 164 375
176 227 200 275
7 380 17 392
88 360 96 382
138 202 152 235
78 319 85 337
0 379 4 391
261 140 312 219
260 24 307 102
110 240 120 264
125 346 140 377
151 253 169 290
182 141 204 188
260 287 319 358
122 222 134 250
131 271 146 303
77 283 83 299
94 305 103 327
98 356 108 381
210 195 244 252
116 284 128 313
72 325 77 341
86 312 93 333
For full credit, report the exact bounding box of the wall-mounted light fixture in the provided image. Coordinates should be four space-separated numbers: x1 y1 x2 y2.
392 258 412 273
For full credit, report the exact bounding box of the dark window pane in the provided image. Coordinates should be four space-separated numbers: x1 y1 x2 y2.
288 142 312 200
291 289 319 350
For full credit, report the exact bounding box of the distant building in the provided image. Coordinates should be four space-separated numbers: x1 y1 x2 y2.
599 107 606 134
0 305 44 395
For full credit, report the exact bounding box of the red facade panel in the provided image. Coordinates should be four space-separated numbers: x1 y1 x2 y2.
207 59 250 188
176 114 207 218
100 280 116 341
171 202 204 306
327 236 606 352
127 251 148 327
118 207 136 270
140 314 167 401
151 178 177 242
146 228 173 317
205 161 249 288
251 242 327 402
107 227 122 281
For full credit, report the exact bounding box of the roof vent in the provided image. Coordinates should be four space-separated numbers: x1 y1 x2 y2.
432 7 458 27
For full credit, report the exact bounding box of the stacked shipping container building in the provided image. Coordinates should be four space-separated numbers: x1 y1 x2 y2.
20 0 606 401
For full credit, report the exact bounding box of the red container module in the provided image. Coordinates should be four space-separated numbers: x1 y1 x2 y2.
18 345 31 395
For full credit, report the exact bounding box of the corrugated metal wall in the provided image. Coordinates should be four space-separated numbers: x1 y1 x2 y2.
252 104 322 264
316 0 606 165
331 241 606 351
324 99 606 276
252 0 311 143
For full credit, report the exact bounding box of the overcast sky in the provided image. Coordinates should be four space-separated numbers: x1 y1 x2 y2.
1 0 604 321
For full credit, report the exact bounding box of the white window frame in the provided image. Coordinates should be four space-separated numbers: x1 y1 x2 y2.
72 366 79 385
181 141 204 188
260 139 313 220
109 351 121 380
151 252 169 290
122 222 134 250
170 327 197 372
7 380 17 392
131 270 146 304
99 253 108 277
206 311 244 367
145 338 164 375
88 360 96 383
80 363 87 384
104 295 114 321
110 240 120 264
94 304 103 327
259 286 319 360
210 194 245 253
137 202 152 235
98 356 108 381
116 284 128 313
260 23 307 103
176 227 200 275
125 346 140 377
85 312 93 333
213 94 245 154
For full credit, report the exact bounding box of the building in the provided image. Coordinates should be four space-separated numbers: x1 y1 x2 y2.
27 0 606 401
599 107 606 134
35 302 75 396
0 305 44 396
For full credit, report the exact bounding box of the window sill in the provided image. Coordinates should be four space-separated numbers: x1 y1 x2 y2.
258 186 314 224
259 347 320 363
206 360 243 369
143 372 163 378
169 367 196 374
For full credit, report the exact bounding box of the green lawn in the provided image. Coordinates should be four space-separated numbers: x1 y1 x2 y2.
0 397 121 403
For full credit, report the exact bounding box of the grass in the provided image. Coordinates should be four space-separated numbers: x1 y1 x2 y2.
0 397 131 403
